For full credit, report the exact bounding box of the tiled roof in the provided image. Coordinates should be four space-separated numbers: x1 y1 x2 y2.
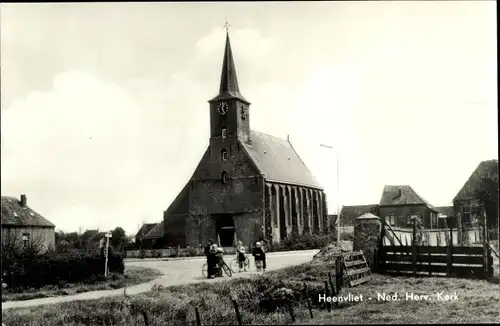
339 204 379 226
136 223 157 239
143 221 164 240
1 196 55 228
453 159 498 203
242 130 323 189
379 185 437 211
435 206 454 217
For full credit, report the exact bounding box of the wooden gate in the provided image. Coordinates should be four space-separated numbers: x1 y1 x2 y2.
374 219 494 280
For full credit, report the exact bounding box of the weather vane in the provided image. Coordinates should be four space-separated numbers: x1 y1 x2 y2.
224 17 231 33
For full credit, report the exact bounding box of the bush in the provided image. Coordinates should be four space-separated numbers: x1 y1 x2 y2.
2 250 124 292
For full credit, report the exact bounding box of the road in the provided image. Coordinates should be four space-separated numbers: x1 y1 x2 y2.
2 249 319 310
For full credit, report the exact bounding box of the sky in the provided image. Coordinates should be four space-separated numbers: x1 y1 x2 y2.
1 2 497 236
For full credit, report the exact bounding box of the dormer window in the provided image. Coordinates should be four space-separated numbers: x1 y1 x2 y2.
222 171 228 184
221 149 228 161
221 127 227 139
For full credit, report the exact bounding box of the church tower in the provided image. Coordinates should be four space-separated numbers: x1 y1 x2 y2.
208 31 251 146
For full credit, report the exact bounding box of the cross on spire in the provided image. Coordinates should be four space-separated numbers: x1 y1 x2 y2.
224 17 231 34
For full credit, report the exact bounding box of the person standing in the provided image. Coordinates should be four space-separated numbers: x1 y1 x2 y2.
204 239 215 278
252 241 266 274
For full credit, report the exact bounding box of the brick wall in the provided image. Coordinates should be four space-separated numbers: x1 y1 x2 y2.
378 204 432 228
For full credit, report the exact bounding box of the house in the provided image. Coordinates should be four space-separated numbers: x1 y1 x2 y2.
378 185 439 229
135 223 157 247
452 159 499 239
1 194 55 253
141 221 165 249
162 30 327 248
338 205 379 227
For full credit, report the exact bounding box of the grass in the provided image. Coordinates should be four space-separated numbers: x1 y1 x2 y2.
1 266 163 303
2 258 499 326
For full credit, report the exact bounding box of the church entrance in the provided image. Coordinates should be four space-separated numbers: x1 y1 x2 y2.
214 214 235 247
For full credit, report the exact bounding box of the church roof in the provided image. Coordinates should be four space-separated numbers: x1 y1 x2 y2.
242 130 323 189
209 31 249 104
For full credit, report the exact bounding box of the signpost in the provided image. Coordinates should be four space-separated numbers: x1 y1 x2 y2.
104 232 112 277
320 143 341 244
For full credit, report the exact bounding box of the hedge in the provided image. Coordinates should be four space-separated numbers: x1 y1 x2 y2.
2 251 124 291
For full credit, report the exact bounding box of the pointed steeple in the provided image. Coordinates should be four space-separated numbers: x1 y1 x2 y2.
209 31 249 104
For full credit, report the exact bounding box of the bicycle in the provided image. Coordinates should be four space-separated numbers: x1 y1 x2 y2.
230 255 250 272
202 261 233 278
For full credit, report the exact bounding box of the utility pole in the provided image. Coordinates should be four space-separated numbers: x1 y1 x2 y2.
104 232 112 277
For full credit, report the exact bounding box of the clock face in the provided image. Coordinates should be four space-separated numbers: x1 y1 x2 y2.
217 102 228 115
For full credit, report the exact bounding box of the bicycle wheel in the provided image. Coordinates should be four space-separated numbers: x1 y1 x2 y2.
222 262 233 277
230 258 239 272
202 263 208 278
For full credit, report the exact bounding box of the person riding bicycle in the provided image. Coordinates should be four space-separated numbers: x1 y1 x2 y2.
235 240 247 272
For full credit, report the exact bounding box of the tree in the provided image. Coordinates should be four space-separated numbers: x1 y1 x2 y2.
189 206 211 247
471 172 499 240
111 227 127 252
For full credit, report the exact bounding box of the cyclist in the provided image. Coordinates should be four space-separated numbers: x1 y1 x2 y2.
235 240 247 272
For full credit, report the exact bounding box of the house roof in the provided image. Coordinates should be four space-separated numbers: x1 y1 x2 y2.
242 130 323 189
136 223 157 239
435 206 454 217
453 159 498 203
379 185 437 211
357 213 380 220
1 196 55 228
143 221 164 240
338 205 379 225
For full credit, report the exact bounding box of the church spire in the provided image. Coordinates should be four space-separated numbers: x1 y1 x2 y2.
209 22 249 104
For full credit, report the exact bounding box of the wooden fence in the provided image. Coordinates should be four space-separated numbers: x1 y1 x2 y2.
382 227 482 247
376 220 494 280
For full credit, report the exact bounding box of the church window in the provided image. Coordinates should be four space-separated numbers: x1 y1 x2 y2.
221 149 228 161
221 127 227 139
222 171 228 184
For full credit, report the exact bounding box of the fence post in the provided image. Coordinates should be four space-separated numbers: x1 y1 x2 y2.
141 310 149 326
231 297 243 326
446 226 453 277
412 219 417 277
194 306 202 326
337 256 343 293
482 207 489 279
324 281 332 312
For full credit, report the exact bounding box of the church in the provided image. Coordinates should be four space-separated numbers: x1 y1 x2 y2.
162 30 328 249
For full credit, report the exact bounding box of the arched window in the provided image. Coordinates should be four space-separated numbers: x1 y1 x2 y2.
221 149 228 161
221 127 227 139
221 171 228 184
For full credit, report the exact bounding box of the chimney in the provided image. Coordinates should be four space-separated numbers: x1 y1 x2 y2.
20 194 27 207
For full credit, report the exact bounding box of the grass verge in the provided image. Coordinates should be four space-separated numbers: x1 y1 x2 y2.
1 266 162 302
2 259 499 325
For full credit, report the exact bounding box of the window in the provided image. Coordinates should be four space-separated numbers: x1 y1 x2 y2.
221 127 227 139
407 214 420 225
221 171 228 184
22 233 30 249
221 149 228 161
461 204 471 224
430 213 438 229
385 215 395 226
